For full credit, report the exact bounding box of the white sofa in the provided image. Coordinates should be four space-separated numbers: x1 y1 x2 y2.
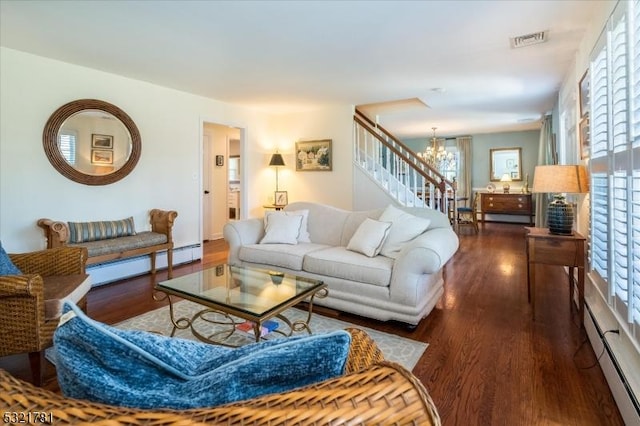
223 202 459 325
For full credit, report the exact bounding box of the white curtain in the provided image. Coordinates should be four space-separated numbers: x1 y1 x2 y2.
456 136 472 200
535 115 555 227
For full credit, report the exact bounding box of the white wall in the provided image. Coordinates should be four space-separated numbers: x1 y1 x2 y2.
559 0 614 238
0 48 355 253
263 106 355 211
0 48 271 252
353 165 397 210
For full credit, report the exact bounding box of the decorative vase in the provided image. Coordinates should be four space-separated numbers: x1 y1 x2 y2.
547 194 574 235
269 271 285 285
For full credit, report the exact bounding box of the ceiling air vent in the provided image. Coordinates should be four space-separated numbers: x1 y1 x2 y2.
510 31 547 48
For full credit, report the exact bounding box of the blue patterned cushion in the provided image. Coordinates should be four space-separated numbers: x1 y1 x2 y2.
0 242 21 275
53 302 351 409
67 217 136 243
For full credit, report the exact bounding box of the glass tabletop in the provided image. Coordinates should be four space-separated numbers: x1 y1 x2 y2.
156 264 325 317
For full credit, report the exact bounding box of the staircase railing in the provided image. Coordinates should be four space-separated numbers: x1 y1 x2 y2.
353 109 456 214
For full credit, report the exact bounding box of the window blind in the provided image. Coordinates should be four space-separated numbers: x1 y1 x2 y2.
590 23 610 295
631 0 640 328
58 131 77 165
589 0 640 341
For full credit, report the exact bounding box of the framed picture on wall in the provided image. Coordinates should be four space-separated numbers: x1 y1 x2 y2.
579 70 589 118
91 149 113 164
579 116 590 159
295 139 332 171
91 134 113 149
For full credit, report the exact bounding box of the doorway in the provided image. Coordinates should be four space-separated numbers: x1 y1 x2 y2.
202 122 243 242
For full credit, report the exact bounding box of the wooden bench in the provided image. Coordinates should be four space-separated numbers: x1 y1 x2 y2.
37 209 178 278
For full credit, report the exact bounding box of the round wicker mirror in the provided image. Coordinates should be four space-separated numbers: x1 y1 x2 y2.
43 99 141 185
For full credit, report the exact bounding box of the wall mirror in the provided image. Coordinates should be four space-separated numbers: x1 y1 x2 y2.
490 147 522 181
228 155 240 183
43 99 141 185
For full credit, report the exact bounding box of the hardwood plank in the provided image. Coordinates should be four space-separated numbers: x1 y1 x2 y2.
0 229 624 424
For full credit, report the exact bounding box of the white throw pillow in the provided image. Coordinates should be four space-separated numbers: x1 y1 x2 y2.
378 204 431 259
264 210 311 243
284 209 311 242
346 218 392 257
260 214 303 245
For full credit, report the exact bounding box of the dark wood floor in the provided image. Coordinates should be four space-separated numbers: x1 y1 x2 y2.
1 223 623 425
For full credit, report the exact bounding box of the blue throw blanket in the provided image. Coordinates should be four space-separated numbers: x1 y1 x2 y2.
54 302 351 409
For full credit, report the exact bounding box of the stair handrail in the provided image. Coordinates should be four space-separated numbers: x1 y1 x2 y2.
353 111 455 197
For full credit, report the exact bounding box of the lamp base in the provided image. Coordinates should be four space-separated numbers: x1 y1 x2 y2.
547 194 574 235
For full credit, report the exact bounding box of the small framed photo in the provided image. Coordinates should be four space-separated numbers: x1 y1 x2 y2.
579 70 589 118
91 149 113 164
579 116 590 159
274 191 288 206
215 155 224 166
92 134 113 149
296 139 332 171
215 265 225 276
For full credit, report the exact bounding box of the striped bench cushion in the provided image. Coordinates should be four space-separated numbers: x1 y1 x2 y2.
69 232 167 258
68 217 136 243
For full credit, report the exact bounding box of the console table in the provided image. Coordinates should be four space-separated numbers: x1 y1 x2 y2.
524 227 586 327
480 193 533 225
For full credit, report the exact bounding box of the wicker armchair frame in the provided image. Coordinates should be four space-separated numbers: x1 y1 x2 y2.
0 329 441 425
0 246 88 385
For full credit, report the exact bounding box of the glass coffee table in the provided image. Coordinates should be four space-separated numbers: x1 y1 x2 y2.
153 264 327 346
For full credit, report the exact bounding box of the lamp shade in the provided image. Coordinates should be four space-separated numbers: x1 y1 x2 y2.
269 153 285 167
269 152 285 193
532 165 589 235
500 173 512 193
532 165 589 194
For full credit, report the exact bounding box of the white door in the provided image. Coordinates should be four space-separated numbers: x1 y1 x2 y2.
202 133 214 241
201 122 243 243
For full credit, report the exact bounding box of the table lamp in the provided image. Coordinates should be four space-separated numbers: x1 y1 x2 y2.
269 152 285 192
500 173 512 193
532 165 589 235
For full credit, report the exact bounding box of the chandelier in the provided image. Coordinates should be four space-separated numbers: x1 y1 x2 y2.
417 127 456 174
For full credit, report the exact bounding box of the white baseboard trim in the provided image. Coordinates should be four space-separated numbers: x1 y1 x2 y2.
87 244 202 286
583 293 640 425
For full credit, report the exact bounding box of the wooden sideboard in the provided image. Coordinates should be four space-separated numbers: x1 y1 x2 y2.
480 193 533 225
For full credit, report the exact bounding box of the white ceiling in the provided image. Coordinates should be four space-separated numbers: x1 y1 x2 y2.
0 0 604 138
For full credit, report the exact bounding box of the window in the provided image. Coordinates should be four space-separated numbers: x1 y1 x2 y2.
589 0 640 343
416 139 458 181
58 130 77 165
441 145 459 183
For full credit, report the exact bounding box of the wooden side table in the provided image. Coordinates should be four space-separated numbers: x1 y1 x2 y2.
263 204 285 211
524 227 586 327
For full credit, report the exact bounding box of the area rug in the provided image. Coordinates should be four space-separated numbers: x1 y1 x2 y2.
114 300 427 370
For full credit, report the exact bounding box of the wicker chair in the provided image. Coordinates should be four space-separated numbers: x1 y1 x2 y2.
0 328 441 425
0 246 90 386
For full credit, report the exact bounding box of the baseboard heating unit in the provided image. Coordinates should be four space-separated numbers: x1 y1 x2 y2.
584 303 640 425
87 244 201 286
